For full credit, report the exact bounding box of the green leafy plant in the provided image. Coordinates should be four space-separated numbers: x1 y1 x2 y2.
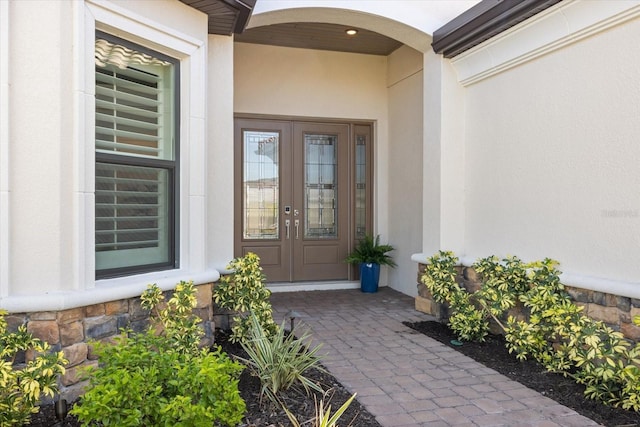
213 252 278 343
140 280 203 354
422 251 640 411
284 391 357 427
0 309 68 426
344 234 397 267
70 282 246 426
240 312 325 405
421 251 488 341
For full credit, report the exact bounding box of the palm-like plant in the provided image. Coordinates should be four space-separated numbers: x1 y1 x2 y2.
344 234 396 267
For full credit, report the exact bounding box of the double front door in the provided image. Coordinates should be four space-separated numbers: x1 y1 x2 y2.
234 118 372 282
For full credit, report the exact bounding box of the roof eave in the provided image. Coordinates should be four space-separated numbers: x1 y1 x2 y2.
432 0 562 58
179 0 256 36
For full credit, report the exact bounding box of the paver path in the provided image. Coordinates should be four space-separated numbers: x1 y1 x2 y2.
270 287 601 427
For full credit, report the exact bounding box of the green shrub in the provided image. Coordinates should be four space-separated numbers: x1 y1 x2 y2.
240 312 325 404
421 251 488 341
0 309 68 427
213 253 278 343
70 282 246 426
422 251 640 411
139 280 203 354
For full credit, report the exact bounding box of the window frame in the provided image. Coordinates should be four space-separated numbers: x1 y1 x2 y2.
94 31 181 279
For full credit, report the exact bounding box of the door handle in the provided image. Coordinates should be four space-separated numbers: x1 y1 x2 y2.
294 219 299 239
285 219 290 239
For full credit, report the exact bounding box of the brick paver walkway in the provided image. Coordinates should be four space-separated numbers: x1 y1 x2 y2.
270 287 601 427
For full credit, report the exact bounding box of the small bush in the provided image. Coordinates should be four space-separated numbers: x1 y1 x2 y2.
0 309 67 426
70 282 246 426
214 253 278 343
240 312 325 404
421 251 488 341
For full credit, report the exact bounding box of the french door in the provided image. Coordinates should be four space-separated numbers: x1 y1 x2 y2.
234 118 372 282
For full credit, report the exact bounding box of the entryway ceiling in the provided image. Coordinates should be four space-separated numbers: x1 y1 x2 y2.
234 22 403 56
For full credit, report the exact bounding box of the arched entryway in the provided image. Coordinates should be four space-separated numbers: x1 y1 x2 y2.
233 6 429 288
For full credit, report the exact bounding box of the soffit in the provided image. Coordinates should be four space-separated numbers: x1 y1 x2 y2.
234 22 403 56
180 0 256 35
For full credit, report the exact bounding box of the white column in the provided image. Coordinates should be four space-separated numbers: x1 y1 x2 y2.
422 51 466 257
207 35 235 270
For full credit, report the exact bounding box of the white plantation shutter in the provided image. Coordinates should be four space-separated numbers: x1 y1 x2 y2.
95 65 168 158
95 34 178 277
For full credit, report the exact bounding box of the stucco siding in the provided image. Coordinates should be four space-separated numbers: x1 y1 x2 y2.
234 43 388 121
1 0 217 311
463 17 640 283
388 46 424 296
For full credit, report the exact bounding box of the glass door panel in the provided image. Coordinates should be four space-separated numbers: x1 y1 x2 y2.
355 134 367 239
304 134 337 239
242 131 279 240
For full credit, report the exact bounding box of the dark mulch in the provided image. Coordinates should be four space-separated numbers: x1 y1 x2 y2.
28 329 381 427
215 329 381 427
404 320 640 427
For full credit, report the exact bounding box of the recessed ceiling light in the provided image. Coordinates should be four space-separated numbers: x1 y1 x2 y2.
345 29 358 36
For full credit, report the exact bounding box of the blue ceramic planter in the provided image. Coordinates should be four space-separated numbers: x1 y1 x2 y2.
360 263 380 293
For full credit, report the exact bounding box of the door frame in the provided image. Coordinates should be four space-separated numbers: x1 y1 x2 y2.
234 114 374 282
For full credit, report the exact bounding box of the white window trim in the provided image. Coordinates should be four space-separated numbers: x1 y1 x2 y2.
0 0 216 313
80 0 210 287
0 0 9 298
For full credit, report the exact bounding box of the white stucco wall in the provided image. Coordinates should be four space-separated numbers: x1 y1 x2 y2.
9 0 77 295
234 43 388 121
411 0 640 299
0 0 8 298
387 46 424 296
207 34 235 271
463 16 640 285
1 0 221 312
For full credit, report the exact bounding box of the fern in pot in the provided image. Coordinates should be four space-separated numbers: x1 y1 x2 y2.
345 234 396 293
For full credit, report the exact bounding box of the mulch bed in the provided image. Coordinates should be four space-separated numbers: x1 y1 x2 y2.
30 322 640 426
404 320 640 427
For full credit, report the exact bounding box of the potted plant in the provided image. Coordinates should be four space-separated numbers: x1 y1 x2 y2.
345 234 397 293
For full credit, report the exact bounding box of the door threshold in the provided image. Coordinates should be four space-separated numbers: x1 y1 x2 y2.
267 281 360 293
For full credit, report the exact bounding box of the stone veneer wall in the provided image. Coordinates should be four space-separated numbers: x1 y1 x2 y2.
415 264 640 343
4 283 215 402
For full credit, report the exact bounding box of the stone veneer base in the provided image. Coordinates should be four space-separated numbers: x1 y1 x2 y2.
415 264 640 343
5 283 215 402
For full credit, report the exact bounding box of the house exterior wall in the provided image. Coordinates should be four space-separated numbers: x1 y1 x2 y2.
412 1 640 302
459 2 640 295
1 0 227 399
387 46 424 295
3 0 638 353
0 0 226 312
464 18 640 281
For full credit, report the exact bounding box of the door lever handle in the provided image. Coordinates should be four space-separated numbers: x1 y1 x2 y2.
285 219 290 239
294 219 299 239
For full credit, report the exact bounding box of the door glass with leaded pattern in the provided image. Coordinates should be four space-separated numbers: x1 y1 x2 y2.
304 134 337 239
242 131 279 239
